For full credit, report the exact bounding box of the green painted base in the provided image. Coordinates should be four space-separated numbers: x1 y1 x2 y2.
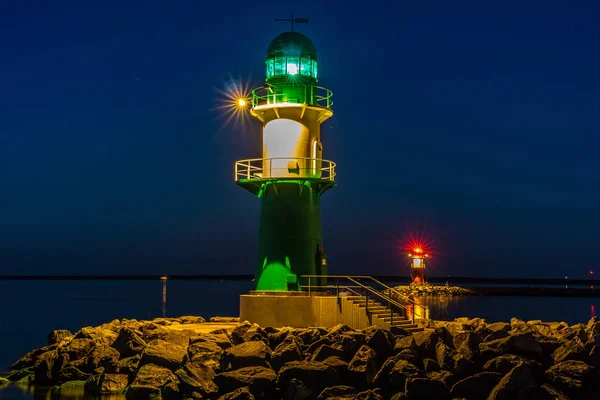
237 178 334 291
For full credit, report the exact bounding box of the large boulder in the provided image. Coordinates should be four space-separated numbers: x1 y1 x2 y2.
545 360 597 398
277 361 340 396
539 383 569 400
190 332 232 350
317 385 357 400
311 345 345 362
435 342 456 371
11 345 56 370
33 350 63 385
271 341 303 372
450 372 502 400
365 329 394 364
404 377 451 400
388 360 426 389
73 326 118 346
393 336 417 354
348 345 378 388
55 366 91 384
61 338 95 361
552 340 587 364
175 360 219 398
483 354 544 383
81 343 120 373
188 339 224 370
47 330 73 345
488 362 538 400
139 339 187 370
412 331 439 359
426 370 458 388
217 387 256 399
479 333 543 360
131 363 178 388
453 330 481 361
84 373 128 394
221 340 272 371
215 366 277 396
111 327 146 358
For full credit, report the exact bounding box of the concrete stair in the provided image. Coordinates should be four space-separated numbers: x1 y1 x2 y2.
344 296 423 332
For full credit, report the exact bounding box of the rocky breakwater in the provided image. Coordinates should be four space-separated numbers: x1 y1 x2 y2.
3 315 600 399
391 284 477 297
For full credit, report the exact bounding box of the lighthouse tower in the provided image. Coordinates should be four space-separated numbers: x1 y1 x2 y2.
234 30 335 292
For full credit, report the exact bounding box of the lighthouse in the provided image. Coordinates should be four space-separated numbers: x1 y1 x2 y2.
408 247 428 284
234 28 335 292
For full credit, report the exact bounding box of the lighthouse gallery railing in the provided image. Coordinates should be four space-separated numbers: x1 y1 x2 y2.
235 157 336 182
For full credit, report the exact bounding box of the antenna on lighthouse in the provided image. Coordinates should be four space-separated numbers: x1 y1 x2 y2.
275 12 308 32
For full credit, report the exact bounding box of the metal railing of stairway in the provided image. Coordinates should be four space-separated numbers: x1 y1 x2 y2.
299 275 427 325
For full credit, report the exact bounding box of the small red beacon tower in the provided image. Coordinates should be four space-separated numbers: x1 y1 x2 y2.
408 247 428 284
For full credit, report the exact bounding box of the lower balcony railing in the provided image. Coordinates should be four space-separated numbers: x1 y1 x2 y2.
235 157 336 182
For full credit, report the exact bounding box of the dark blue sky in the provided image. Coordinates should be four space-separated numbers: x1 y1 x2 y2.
1 1 599 278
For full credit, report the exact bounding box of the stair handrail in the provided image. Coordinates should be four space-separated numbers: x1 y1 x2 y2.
300 275 416 323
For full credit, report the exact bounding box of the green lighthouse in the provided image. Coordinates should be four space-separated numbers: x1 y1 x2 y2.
235 30 335 291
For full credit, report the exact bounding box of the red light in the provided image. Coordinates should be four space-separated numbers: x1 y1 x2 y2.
414 247 422 253
591 271 594 275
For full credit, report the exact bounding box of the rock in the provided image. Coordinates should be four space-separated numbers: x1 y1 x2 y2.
214 366 276 396
395 349 421 368
412 331 439 359
450 372 502 400
53 380 86 396
483 330 510 342
209 316 239 323
5 368 33 382
487 322 510 333
393 336 417 354
188 339 224 370
126 384 162 399
388 359 425 389
284 378 313 400
11 345 56 370
426 370 458 388
422 358 439 372
305 337 332 355
84 373 129 394
175 361 219 397
552 340 587 363
217 387 256 400
269 329 291 349
190 332 232 350
272 341 303 372
163 381 181 400
545 360 596 398
389 393 408 400
139 339 187 370
390 326 411 337
479 333 543 360
539 383 569 400
589 345 600 368
335 334 361 361
131 363 178 388
347 345 378 388
73 326 118 346
34 350 61 385
510 318 535 334
0 377 9 387
365 329 394 364
317 385 357 400
404 377 451 399
231 322 255 345
356 389 384 399
483 354 544 382
488 362 538 400
55 366 91 384
311 344 345 362
111 327 146 358
118 355 140 376
61 338 95 361
81 343 120 373
47 329 73 345
322 356 348 377
435 342 456 371
453 330 481 361
221 340 272 371
179 315 207 324
277 361 340 396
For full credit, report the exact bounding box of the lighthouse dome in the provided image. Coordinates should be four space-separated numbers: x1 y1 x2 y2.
265 32 318 80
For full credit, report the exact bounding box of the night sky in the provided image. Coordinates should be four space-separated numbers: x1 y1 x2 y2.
1 1 599 278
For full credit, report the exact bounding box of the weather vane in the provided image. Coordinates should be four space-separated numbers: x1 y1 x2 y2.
275 12 308 32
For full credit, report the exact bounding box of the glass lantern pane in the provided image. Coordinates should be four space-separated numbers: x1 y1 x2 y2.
266 59 274 77
300 58 311 76
312 60 318 79
274 57 285 75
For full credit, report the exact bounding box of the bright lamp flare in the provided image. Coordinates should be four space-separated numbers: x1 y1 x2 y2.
212 74 254 136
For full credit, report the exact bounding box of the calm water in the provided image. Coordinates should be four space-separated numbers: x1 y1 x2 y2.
0 279 598 399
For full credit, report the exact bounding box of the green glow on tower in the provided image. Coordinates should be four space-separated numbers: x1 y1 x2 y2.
234 30 335 291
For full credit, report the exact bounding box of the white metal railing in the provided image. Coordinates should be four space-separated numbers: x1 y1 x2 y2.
234 157 336 182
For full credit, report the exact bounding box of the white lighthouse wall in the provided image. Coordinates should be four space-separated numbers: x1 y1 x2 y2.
263 118 321 178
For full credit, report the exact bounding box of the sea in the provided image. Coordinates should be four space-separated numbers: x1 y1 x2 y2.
0 279 598 399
